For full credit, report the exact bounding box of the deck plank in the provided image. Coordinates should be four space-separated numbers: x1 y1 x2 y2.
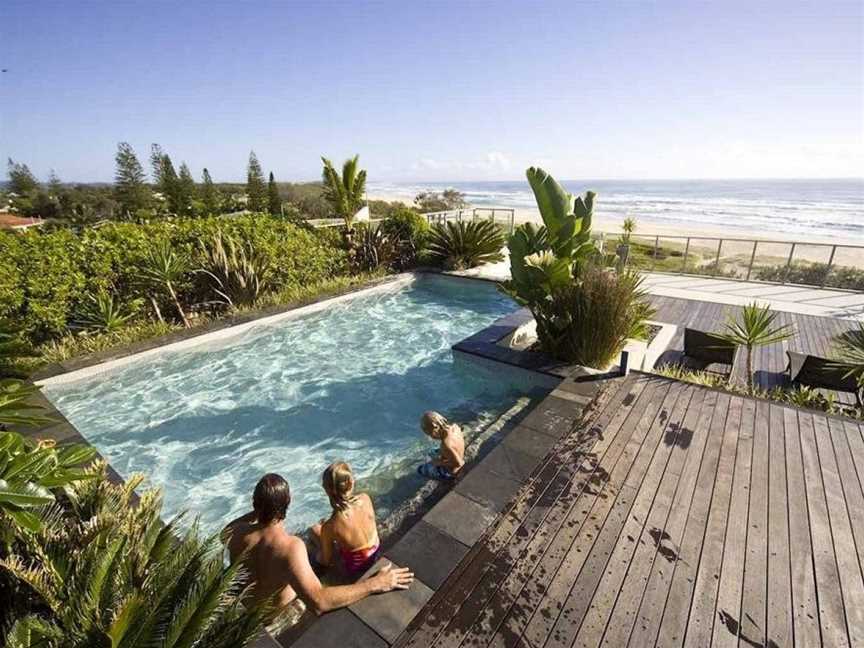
814 414 864 645
782 406 821 648
766 403 794 647
653 391 731 648
736 399 770 648
679 393 743 647
798 411 850 647
709 396 756 648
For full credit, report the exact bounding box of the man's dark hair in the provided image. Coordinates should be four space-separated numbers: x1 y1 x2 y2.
253 473 291 524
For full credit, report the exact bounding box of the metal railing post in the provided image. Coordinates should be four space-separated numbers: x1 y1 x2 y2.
510 210 514 234
652 236 660 271
746 240 758 281
713 239 723 276
681 238 691 274
782 243 796 284
822 245 837 287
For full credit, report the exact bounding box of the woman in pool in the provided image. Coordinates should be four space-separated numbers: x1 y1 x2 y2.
310 462 381 578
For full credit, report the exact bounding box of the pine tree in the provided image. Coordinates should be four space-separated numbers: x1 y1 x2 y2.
47 170 63 196
201 168 221 216
150 144 180 214
177 163 197 216
267 171 281 215
246 151 267 212
114 142 150 217
6 158 39 195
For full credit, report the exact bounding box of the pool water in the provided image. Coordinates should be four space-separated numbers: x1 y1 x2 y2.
42 275 546 534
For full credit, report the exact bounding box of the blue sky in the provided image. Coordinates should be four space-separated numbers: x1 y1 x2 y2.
1 0 862 182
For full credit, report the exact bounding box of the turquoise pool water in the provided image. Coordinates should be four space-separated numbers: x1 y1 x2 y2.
42 275 545 533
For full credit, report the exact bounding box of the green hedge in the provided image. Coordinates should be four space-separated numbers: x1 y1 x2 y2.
0 215 347 344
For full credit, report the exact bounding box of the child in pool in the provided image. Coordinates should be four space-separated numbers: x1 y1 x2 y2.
417 411 465 481
310 462 381 578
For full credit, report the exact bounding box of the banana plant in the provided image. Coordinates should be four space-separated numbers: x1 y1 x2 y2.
501 167 599 326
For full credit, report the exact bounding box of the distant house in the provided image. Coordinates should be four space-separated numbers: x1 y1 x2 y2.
0 212 44 231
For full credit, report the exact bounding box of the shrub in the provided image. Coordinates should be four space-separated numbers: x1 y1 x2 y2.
755 261 864 291
535 266 655 367
0 215 348 347
350 223 396 272
427 220 505 270
72 290 140 334
198 230 270 309
379 209 430 269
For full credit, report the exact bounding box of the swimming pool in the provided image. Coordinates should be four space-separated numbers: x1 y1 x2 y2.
40 275 548 534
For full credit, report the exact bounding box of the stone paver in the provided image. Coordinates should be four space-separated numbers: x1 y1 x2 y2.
350 560 434 644
383 520 470 589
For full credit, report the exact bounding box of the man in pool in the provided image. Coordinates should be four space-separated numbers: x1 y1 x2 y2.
222 473 413 616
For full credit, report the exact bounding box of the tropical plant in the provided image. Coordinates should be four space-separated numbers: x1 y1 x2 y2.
0 381 54 433
73 291 140 334
350 223 396 272
1 464 269 648
379 209 430 270
198 231 270 308
321 155 367 229
621 217 636 244
0 429 94 535
834 322 864 388
500 168 653 366
722 302 794 393
138 240 191 327
503 168 597 310
0 320 35 378
426 220 505 270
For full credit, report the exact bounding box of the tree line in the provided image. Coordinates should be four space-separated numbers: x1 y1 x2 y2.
3 145 327 225
4 144 469 227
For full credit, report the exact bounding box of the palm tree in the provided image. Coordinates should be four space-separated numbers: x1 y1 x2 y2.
139 240 191 327
2 464 269 648
723 302 794 393
321 155 367 230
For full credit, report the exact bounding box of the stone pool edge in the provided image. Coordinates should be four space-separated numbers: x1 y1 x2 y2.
279 310 616 648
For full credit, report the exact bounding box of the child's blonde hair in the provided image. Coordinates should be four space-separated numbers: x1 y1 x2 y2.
322 461 359 513
421 411 450 439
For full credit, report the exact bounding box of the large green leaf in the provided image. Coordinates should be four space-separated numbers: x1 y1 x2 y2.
526 166 573 234
6 506 42 532
0 479 54 508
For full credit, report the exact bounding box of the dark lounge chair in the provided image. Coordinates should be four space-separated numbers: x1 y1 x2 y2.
786 351 863 406
680 328 738 378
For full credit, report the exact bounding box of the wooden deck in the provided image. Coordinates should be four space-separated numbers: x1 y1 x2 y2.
649 295 858 400
394 373 864 647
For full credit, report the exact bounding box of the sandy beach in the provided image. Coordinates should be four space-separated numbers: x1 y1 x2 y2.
369 189 858 247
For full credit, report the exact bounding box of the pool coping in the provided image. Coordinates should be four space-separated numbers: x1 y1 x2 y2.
19 269 612 648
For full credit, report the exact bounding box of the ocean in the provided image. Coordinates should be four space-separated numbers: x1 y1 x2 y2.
369 179 864 243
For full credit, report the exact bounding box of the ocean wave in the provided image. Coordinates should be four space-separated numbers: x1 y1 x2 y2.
369 180 864 240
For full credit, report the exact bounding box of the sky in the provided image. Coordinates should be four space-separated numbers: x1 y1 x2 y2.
1 0 862 183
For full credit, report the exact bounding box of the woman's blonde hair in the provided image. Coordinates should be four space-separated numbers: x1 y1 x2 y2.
322 461 359 513
421 411 450 439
